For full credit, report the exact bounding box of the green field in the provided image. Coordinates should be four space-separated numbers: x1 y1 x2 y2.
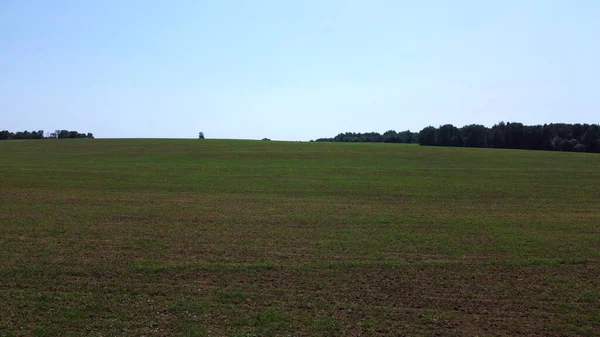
1 139 599 336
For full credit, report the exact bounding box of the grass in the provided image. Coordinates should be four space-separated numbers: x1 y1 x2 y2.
0 139 599 336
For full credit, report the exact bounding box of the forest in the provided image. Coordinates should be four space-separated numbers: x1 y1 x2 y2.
314 130 418 143
418 122 600 153
0 130 94 140
313 122 600 153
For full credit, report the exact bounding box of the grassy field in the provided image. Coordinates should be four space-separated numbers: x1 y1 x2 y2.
0 139 599 336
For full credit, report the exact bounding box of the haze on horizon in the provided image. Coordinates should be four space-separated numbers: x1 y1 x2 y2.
1 0 599 140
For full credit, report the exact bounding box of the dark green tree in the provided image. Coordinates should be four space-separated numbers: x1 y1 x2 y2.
582 125 600 153
435 124 462 147
461 124 488 147
551 136 564 151
418 126 437 146
488 122 506 148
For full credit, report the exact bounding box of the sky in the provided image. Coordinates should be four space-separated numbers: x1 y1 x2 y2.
1 0 599 140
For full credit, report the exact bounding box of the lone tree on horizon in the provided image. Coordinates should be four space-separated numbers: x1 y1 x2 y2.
199 132 205 139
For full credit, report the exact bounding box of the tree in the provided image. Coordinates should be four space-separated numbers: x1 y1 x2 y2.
383 130 400 143
312 123 599 151
489 122 506 148
504 122 524 149
399 130 416 143
582 125 600 153
551 136 564 151
572 124 586 141
0 129 93 140
416 122 600 153
435 124 462 147
199 132 205 139
562 139 578 151
573 143 587 152
461 124 488 148
541 124 555 150
522 125 544 150
314 130 417 143
418 126 437 146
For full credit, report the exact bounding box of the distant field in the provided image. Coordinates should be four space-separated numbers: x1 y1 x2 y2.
1 139 599 336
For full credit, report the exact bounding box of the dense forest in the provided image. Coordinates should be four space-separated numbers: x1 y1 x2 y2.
418 122 600 153
0 130 94 140
312 122 600 153
314 130 419 143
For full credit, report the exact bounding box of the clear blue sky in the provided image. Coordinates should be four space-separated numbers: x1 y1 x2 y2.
1 0 599 140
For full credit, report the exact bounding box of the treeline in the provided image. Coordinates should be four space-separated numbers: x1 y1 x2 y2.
418 122 600 153
0 130 94 140
315 130 418 143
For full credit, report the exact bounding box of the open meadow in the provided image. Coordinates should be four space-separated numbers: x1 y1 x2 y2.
0 139 599 336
